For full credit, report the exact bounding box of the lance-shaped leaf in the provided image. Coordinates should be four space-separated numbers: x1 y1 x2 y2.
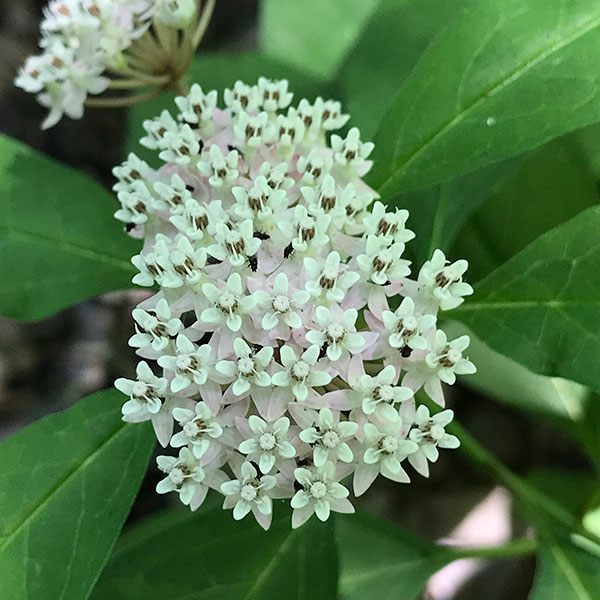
452 205 600 393
0 135 139 321
0 389 154 600
92 503 338 599
369 0 600 197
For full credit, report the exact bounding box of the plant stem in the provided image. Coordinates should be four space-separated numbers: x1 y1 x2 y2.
84 89 163 108
426 396 600 547
448 537 537 560
192 0 217 48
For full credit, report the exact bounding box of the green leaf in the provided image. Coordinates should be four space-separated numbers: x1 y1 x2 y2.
0 389 154 600
529 533 600 600
0 135 139 321
259 0 379 80
127 52 338 166
452 205 600 392
93 503 338 599
443 321 589 424
338 0 466 138
400 157 522 266
452 135 600 282
368 0 600 198
337 511 452 600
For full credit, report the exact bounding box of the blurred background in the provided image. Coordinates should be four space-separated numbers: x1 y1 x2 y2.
0 2 593 599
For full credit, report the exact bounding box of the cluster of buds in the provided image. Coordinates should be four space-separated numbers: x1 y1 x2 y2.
114 78 476 529
15 0 215 128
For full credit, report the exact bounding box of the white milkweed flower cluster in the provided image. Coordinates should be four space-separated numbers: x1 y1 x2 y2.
114 78 476 530
15 0 213 129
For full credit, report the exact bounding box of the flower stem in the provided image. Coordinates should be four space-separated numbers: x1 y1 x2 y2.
447 537 537 560
192 0 217 48
84 89 163 108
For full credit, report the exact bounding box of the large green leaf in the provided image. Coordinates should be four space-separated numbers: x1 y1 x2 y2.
452 135 600 282
0 135 139 321
0 390 154 600
337 511 453 600
338 0 466 138
443 321 589 424
529 533 600 600
128 52 338 166
93 503 338 599
259 0 379 79
368 0 600 198
453 206 600 392
400 157 522 266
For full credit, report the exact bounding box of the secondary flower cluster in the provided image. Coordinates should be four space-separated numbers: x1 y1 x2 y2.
15 0 211 128
114 78 476 529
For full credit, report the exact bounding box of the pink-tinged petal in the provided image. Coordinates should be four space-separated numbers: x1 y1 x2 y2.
424 377 445 407
367 287 389 319
292 504 315 529
253 388 290 421
346 353 365 388
189 485 209 511
152 410 173 447
408 452 430 478
322 390 356 410
353 461 379 496
198 381 223 412
253 507 273 530
329 497 355 514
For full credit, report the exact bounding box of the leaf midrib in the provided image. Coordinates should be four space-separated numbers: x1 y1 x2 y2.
454 299 600 312
0 419 128 554
547 542 594 600
377 7 600 195
0 225 135 273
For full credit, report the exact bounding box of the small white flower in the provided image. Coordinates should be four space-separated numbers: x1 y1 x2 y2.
153 173 192 214
156 447 210 510
382 297 436 353
315 97 349 131
171 402 223 458
258 77 293 112
153 0 196 27
239 415 296 473
278 205 330 254
363 201 415 245
115 180 156 224
362 422 418 480
158 334 212 393
231 176 287 223
141 110 179 150
215 338 273 397
305 306 364 362
408 406 459 477
159 124 201 165
303 176 355 218
354 365 413 421
330 127 373 169
197 144 240 187
356 235 410 285
258 161 295 191
112 153 151 193
425 331 476 386
304 251 360 303
418 249 473 311
131 235 171 287
116 361 167 419
169 198 211 241
296 148 332 184
221 461 277 528
208 219 261 267
129 298 182 352
291 462 353 528
253 272 310 330
299 408 358 467
201 272 257 332
274 109 306 147
233 111 274 148
160 234 207 288
224 80 260 113
175 83 217 127
272 345 331 401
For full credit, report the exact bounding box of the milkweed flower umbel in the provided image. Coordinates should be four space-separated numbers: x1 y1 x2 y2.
15 0 216 128
113 78 476 529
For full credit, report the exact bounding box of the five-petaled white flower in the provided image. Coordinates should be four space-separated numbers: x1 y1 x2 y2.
291 462 354 528
299 408 358 466
253 273 310 330
354 365 413 421
239 415 296 473
158 334 212 393
171 402 223 458
116 360 167 419
305 306 364 362
201 273 257 332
